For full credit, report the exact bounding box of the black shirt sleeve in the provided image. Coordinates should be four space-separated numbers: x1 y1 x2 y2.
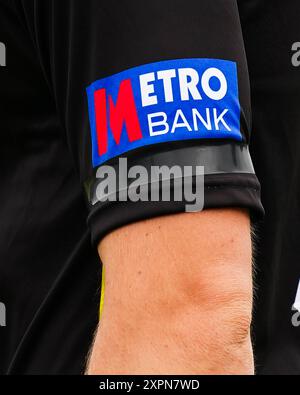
19 0 264 244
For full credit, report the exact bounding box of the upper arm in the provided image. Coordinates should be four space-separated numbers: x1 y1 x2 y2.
99 208 252 321
91 208 253 374
19 1 262 372
19 1 263 244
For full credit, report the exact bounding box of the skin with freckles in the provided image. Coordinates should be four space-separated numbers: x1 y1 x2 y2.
88 208 253 375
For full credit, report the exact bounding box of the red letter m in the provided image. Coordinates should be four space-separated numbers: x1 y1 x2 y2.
94 79 143 156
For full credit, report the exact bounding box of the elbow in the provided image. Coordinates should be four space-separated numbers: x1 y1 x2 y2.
164 288 254 375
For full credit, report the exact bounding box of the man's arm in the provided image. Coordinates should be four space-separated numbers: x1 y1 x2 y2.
88 208 253 375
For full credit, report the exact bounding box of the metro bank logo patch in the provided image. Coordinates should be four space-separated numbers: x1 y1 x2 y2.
86 59 242 167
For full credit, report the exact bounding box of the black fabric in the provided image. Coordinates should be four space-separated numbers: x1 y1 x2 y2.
238 0 300 375
0 0 294 375
14 0 260 242
86 142 263 243
88 170 263 245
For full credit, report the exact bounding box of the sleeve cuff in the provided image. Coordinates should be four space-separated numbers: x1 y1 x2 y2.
85 143 264 245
